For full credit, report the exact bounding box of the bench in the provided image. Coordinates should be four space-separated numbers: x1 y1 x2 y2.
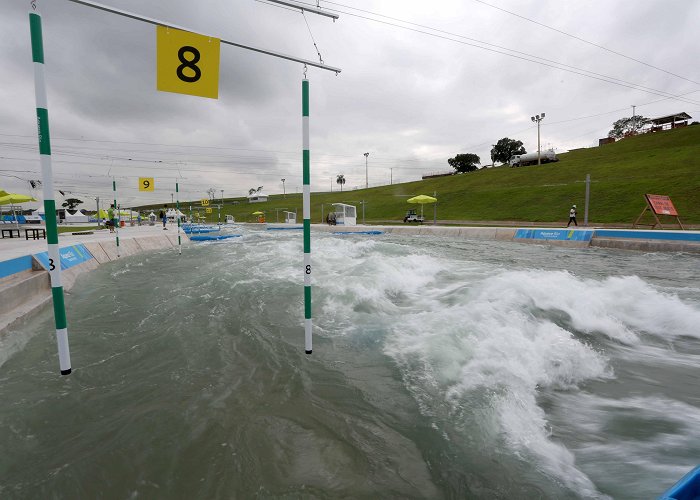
24 228 46 240
1 228 20 238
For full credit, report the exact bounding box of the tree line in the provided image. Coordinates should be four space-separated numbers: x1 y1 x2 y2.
446 114 657 173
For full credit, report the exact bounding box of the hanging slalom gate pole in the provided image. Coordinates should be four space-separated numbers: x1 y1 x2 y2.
29 4 71 375
176 182 181 255
302 75 312 354
113 178 120 257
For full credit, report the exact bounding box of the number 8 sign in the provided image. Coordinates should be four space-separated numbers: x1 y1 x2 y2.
139 177 155 191
156 26 220 99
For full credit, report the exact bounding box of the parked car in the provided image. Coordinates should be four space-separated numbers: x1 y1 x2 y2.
403 209 424 223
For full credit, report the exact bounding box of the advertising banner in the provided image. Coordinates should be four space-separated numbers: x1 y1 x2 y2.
645 194 678 216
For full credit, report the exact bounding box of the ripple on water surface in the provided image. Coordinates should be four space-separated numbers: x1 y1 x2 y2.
1 231 699 499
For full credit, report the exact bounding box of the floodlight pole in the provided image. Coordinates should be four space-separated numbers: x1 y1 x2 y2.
29 4 71 375
364 152 369 189
531 113 545 166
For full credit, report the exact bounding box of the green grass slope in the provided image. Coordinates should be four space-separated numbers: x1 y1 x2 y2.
144 126 700 225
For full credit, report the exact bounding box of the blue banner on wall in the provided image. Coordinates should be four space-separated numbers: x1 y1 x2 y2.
0 255 34 279
514 229 594 242
34 244 94 271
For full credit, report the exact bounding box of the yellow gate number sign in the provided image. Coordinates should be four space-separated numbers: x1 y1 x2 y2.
200 198 210 206
156 26 220 99
139 177 155 191
205 207 213 214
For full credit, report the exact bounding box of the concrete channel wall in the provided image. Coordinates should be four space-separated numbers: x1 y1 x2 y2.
315 224 700 252
0 234 187 333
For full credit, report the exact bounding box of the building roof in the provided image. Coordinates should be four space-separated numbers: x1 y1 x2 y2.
649 112 692 125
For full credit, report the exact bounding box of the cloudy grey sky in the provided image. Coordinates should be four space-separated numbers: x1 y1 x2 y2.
2 0 699 210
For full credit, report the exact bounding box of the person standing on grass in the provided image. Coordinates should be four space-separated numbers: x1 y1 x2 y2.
567 204 578 227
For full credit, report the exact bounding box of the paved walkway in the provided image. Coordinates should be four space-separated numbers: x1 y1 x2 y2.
0 223 177 262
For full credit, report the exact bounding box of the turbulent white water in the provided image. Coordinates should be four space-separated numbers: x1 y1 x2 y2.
1 228 699 499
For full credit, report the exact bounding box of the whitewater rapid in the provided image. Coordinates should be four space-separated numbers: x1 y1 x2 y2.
1 229 698 498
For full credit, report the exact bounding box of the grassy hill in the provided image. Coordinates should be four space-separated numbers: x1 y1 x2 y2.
142 125 700 226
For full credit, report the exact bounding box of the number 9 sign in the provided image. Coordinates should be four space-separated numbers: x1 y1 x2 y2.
139 177 155 192
156 26 221 99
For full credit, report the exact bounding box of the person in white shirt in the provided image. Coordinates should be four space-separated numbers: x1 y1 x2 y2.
567 204 578 227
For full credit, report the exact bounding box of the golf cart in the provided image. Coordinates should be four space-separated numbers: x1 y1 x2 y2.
403 209 424 223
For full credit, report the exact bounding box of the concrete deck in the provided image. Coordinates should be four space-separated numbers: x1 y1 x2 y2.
0 223 178 262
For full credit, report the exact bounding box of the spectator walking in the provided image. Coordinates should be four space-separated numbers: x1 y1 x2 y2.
567 204 578 227
160 205 168 230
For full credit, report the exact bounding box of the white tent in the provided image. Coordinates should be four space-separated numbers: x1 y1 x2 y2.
165 208 186 221
64 210 90 224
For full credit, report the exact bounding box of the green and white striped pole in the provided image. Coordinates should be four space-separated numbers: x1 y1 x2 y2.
176 182 181 255
302 77 312 354
113 178 120 257
29 5 71 375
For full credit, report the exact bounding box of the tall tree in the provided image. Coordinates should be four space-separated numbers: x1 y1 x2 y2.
447 153 481 173
61 198 83 211
490 138 526 165
608 115 649 139
336 174 346 192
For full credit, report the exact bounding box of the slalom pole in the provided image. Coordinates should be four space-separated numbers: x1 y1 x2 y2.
29 3 71 375
113 178 120 257
176 182 181 255
302 74 312 354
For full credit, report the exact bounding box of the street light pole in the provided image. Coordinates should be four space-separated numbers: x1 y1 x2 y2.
531 113 545 166
171 193 174 205
390 167 393 185
364 152 369 189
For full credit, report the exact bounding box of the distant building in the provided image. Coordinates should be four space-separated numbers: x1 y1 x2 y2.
647 112 692 133
599 137 615 146
247 191 268 203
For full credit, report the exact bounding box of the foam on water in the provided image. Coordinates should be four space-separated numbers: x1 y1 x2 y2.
305 234 700 497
